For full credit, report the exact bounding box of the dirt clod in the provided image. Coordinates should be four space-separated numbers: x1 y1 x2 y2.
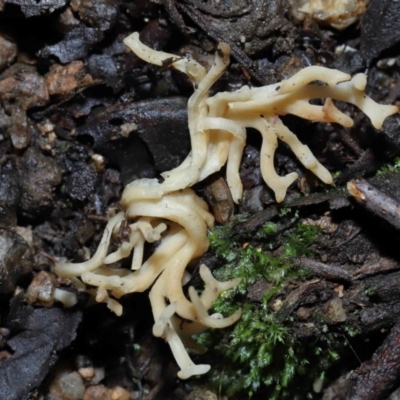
25 270 57 307
18 147 62 217
0 64 49 111
0 228 32 294
46 60 94 97
0 34 17 72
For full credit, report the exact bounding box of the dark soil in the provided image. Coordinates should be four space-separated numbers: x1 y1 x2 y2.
1 0 400 399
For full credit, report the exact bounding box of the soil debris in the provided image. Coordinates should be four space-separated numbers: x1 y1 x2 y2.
3 0 67 17
0 33 17 72
0 64 49 111
46 60 94 97
0 295 82 400
0 228 32 294
18 147 62 217
360 0 400 61
39 25 104 64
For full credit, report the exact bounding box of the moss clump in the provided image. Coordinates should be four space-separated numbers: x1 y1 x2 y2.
377 156 400 175
198 217 340 398
209 220 317 302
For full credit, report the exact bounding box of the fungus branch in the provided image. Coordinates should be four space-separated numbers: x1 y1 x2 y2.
123 32 397 203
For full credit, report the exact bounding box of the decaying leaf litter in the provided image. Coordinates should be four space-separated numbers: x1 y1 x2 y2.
1 0 400 399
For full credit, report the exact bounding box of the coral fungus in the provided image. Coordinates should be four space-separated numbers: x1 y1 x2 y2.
55 32 398 379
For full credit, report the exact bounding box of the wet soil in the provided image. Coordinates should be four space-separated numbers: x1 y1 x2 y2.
1 1 400 399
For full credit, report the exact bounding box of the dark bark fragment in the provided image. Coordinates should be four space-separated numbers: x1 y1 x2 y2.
275 279 331 323
337 149 379 184
77 97 190 185
360 0 400 61
380 115 400 152
0 167 21 211
3 0 67 17
0 228 33 294
365 271 400 303
136 18 172 51
70 0 118 31
87 54 118 86
173 0 295 84
0 294 82 400
39 25 103 64
345 318 400 400
230 205 279 236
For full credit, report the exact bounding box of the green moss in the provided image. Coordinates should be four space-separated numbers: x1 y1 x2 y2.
199 305 307 398
209 221 317 299
364 288 375 297
198 217 342 398
377 157 400 175
343 324 361 338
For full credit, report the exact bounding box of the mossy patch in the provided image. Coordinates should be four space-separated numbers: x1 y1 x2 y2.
197 216 342 398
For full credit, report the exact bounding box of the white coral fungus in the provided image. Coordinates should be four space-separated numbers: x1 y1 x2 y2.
55 32 398 379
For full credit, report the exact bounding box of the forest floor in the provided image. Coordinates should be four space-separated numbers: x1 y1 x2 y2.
1 1 400 399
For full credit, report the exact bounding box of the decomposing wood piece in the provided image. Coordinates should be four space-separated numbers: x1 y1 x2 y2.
203 175 234 225
338 150 378 184
230 205 279 236
338 127 363 156
353 258 400 279
275 279 329 323
283 187 350 209
177 3 267 83
293 257 353 282
358 302 400 333
348 179 400 231
152 0 265 82
365 271 400 303
345 318 400 400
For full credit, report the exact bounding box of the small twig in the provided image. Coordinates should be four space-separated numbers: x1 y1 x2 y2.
348 179 400 231
345 318 400 400
341 334 362 365
353 258 400 279
338 128 363 156
87 214 109 223
292 257 353 282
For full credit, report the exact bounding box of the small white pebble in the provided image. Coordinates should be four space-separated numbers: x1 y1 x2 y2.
78 367 95 381
91 154 105 172
120 122 137 137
